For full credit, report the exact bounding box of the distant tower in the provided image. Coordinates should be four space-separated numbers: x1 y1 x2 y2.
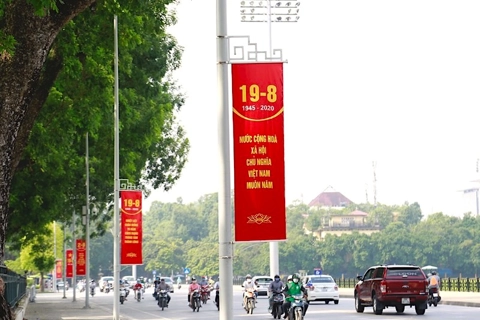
372 161 377 206
365 183 369 203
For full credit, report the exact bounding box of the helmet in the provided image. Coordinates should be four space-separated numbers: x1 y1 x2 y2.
427 273 432 277
91 279 95 283
287 275 293 281
191 276 197 281
431 271 437 275
246 274 252 279
274 274 280 279
292 273 300 283
137 280 141 284
156 277 160 281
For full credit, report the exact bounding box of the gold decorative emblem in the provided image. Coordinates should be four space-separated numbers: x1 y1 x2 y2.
247 213 272 224
126 252 137 258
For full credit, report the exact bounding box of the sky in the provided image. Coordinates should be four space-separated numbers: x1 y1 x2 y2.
144 0 480 218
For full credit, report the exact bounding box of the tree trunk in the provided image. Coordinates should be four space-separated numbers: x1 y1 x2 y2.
0 0 96 265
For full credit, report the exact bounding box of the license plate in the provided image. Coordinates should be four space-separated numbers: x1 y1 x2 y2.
433 293 438 297
401 298 410 304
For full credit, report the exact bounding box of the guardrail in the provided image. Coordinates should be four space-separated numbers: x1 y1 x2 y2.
1 266 27 308
334 277 480 292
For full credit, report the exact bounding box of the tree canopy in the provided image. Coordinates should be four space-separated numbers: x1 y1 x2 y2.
1 0 189 266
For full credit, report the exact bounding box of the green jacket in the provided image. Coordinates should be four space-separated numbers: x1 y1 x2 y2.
284 282 304 302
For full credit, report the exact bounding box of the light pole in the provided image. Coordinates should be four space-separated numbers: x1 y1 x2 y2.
113 14 121 320
217 1 233 319
239 0 300 279
84 132 91 309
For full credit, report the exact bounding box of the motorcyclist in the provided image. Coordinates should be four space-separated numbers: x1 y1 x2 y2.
282 273 309 319
427 271 441 299
242 274 257 307
213 277 220 306
89 279 96 294
188 277 201 308
199 276 211 299
156 278 172 306
134 279 144 299
268 274 284 313
119 279 127 301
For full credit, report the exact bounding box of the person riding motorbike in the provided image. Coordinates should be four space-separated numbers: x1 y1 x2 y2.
242 274 257 307
427 271 441 300
188 276 201 308
268 274 284 313
213 277 220 306
282 273 309 319
199 276 211 300
134 279 144 300
156 278 171 306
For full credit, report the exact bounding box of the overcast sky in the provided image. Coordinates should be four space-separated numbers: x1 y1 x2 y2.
143 0 480 218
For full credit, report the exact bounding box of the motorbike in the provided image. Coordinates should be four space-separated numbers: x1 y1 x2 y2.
78 282 85 293
190 289 201 312
135 289 142 302
119 287 126 305
104 283 112 294
89 284 95 297
286 294 306 320
244 288 256 314
428 287 441 307
200 285 210 304
157 289 168 310
271 291 284 319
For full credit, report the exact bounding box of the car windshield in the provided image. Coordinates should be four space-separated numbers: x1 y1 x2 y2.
309 277 334 283
103 277 114 282
254 278 272 284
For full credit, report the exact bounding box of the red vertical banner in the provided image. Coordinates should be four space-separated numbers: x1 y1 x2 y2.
120 190 143 265
76 239 86 276
231 62 286 241
55 259 62 279
66 249 73 278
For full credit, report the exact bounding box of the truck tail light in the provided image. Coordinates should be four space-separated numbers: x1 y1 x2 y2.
380 280 387 293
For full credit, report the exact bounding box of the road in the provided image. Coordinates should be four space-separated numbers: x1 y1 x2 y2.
86 286 479 320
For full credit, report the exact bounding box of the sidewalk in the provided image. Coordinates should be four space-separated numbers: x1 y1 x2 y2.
338 287 480 307
22 291 132 320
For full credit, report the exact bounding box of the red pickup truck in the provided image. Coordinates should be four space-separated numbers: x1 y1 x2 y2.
354 264 429 315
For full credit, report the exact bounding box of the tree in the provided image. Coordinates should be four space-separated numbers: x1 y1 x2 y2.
2 0 189 264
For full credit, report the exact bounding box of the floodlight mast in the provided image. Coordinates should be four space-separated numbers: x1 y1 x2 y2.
239 0 300 279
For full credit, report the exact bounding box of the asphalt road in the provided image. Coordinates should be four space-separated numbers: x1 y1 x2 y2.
24 285 480 320
92 286 480 320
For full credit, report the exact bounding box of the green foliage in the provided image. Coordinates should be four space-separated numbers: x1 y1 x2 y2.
8 0 189 252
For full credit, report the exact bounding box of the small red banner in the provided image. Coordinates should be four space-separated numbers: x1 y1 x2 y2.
55 259 62 279
66 249 73 278
76 239 86 276
120 190 143 265
231 62 286 241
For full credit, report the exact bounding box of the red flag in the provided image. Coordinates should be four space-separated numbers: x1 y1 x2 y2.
120 190 143 265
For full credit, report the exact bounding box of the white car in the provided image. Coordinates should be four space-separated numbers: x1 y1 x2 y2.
99 276 114 292
252 276 273 296
122 276 135 289
303 274 339 304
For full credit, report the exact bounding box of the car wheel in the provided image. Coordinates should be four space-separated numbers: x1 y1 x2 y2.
325 301 329 304
354 293 364 313
415 304 426 315
395 305 405 313
334 300 339 305
372 294 383 315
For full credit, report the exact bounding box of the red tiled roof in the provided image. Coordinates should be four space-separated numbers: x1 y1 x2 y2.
349 210 368 216
308 191 353 207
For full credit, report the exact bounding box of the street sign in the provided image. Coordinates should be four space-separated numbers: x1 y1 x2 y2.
184 267 191 274
152 270 156 275
314 268 322 275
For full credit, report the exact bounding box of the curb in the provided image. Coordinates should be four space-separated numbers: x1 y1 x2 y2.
14 294 30 320
339 294 480 308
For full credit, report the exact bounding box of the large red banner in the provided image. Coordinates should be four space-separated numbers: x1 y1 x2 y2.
120 190 143 265
55 259 62 279
66 249 73 278
231 62 286 241
76 239 86 276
